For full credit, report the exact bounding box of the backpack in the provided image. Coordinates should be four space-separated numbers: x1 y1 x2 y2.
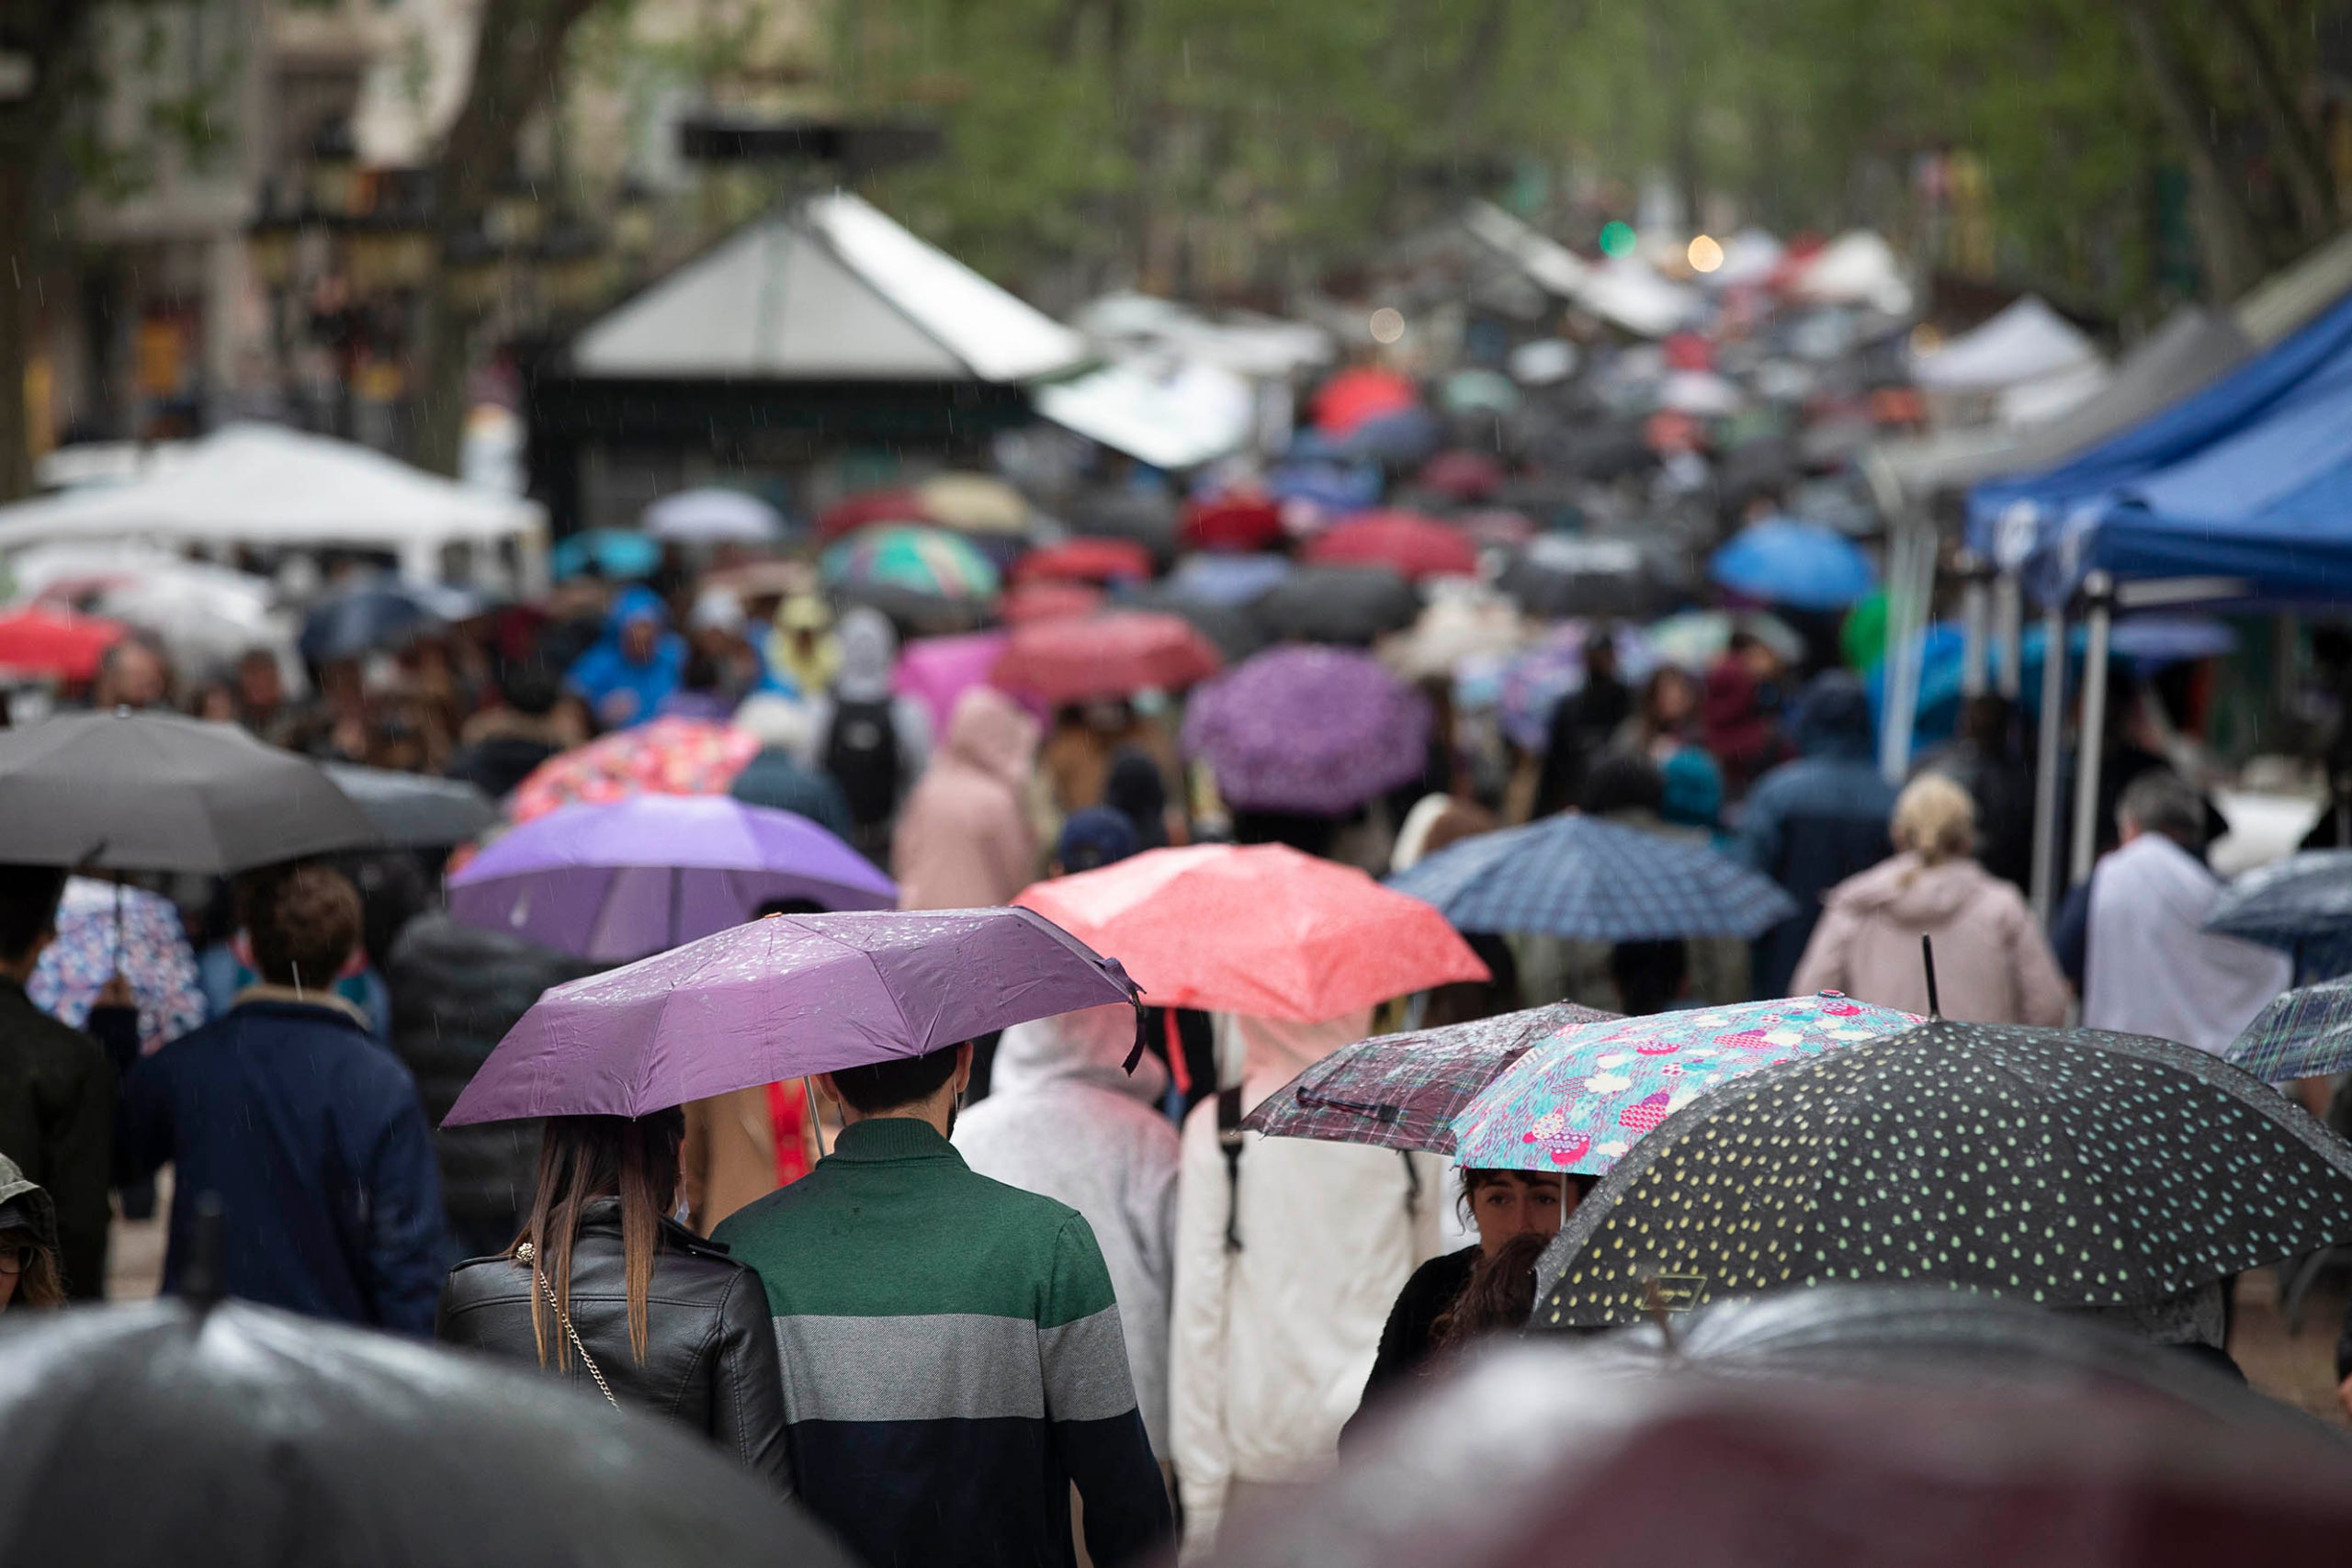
823 697 902 828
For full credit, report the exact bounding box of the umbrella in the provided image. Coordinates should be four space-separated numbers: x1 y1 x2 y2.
1645 607 1805 672
999 580 1105 625
0 606 127 681
84 571 293 675
1311 365 1419 435
508 718 760 824
1388 815 1796 940
1494 623 1657 750
447 795 896 961
916 471 1031 536
892 631 1015 735
1009 536 1154 587
1168 553 1293 608
1265 457 1383 515
1123 583 1272 665
1334 407 1442 466
1302 512 1480 581
643 488 785 544
0 709 380 873
820 525 1002 612
2206 849 2352 981
2225 976 2352 1083
1250 564 1421 647
1417 449 1508 501
0 1298 848 1568
322 762 499 848
1180 494 1285 554
990 611 1222 705
1448 993 1920 1176
1499 534 1685 618
443 906 1137 1124
1012 843 1487 1021
299 581 480 664
1710 518 1878 611
1451 508 1540 550
1182 646 1430 815
816 487 932 541
1241 999 1615 1154
1532 1017 2352 1329
28 874 206 1055
1063 489 1179 558
1378 592 1527 683
550 529 662 581
1436 370 1520 418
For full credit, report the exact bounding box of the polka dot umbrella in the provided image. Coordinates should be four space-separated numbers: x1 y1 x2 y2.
1531 1018 2352 1330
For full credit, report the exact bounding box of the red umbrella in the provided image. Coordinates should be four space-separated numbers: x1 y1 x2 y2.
1664 331 1714 371
1014 843 1487 1021
1009 536 1154 587
1453 508 1540 549
1181 494 1285 554
991 611 1222 705
1417 450 1507 502
816 488 932 541
1312 366 1419 436
0 607 129 681
1000 580 1105 626
1303 512 1479 580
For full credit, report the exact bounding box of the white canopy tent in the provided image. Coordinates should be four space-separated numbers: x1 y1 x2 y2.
1792 231 1915 317
1072 291 1333 381
0 424 545 588
1035 355 1257 470
1912 296 2104 393
1461 202 1697 338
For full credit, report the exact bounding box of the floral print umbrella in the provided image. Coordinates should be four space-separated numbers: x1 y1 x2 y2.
1449 993 1920 1176
508 719 760 825
29 876 205 1055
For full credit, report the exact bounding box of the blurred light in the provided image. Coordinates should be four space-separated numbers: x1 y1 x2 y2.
1599 221 1637 258
1369 307 1406 344
1687 234 1724 274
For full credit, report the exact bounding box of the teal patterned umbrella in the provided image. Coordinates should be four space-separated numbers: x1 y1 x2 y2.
820 525 1001 603
2226 976 2352 1083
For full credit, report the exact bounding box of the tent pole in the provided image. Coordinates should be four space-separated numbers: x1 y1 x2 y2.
1993 571 2023 698
1880 509 1934 785
1959 553 1988 698
2029 601 2068 926
2067 573 2116 889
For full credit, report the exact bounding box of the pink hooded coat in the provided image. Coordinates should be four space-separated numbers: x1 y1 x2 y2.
890 686 1041 909
1792 852 2070 1026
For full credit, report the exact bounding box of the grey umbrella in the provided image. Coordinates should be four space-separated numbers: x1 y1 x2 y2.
0 709 381 873
322 762 499 848
1250 564 1420 647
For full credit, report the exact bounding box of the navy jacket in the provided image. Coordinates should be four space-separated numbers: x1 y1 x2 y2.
119 995 449 1334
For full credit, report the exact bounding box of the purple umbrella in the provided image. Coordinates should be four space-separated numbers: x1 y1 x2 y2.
1182 646 1430 815
447 795 896 962
442 906 1138 1124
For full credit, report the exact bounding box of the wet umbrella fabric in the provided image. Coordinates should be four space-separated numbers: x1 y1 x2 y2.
0 1298 849 1568
1709 518 1878 611
0 709 381 873
321 762 499 847
0 606 127 681
1181 646 1430 815
1498 535 1684 617
1179 494 1285 554
552 529 663 581
643 488 784 544
1531 1018 2352 1329
508 718 760 823
1168 552 1294 607
1010 536 1154 586
447 795 896 962
1387 814 1795 940
1249 564 1420 647
299 581 480 663
445 906 1136 1124
2206 849 2352 981
1302 512 1480 581
28 876 206 1055
2226 976 2352 1082
1012 843 1488 1022
1448 993 1920 1176
991 611 1222 705
1123 583 1271 665
1241 999 1615 1155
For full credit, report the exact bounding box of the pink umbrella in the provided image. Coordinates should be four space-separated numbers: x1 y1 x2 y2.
891 631 1015 734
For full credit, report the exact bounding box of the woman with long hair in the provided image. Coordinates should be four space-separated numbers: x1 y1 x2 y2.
0 1154 64 1313
436 1112 788 1485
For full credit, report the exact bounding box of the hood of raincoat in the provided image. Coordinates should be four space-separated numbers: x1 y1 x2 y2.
565 586 686 724
833 606 898 703
942 685 1039 787
1223 1008 1374 1110
990 1003 1168 1105
1821 851 1998 924
0 1153 58 1259
1791 671 1875 761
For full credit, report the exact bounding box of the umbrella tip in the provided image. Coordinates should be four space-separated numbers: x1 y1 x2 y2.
182 1192 229 1314
1920 933 1941 1020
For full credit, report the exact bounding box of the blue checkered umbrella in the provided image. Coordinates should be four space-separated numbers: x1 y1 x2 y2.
2226 976 2352 1083
2206 850 2352 982
1386 815 1795 939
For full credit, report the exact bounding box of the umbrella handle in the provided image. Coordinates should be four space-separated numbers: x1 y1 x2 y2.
1920 933 1941 1020
802 1077 831 1161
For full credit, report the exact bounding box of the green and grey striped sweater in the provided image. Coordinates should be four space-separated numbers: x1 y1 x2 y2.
713 1116 1170 1568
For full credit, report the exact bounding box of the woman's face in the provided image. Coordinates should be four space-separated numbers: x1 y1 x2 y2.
1653 670 1696 728
0 1234 26 1313
1469 1172 1569 1255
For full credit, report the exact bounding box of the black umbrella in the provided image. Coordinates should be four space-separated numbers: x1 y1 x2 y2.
1249 564 1420 647
0 1297 849 1568
299 581 483 665
1498 534 1687 618
2206 848 2352 980
0 710 382 874
1125 582 1272 663
322 762 500 848
1062 490 1181 562
1532 1018 2352 1329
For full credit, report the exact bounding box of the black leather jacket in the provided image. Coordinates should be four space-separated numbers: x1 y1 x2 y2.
435 1200 789 1489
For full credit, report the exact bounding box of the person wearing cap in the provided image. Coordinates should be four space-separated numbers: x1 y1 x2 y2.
0 1152 66 1313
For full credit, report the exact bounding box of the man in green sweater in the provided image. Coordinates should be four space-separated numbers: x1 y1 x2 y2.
714 1040 1171 1568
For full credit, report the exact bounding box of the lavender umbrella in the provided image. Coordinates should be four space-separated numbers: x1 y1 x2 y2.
442 907 1139 1124
447 795 896 962
1181 646 1430 815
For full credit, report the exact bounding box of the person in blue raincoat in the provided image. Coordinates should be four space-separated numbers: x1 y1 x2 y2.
565 586 685 730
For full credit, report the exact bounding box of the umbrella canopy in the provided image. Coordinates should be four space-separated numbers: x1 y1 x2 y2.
1250 563 1421 647
1012 843 1487 1021
2225 976 2352 1083
444 906 1136 1123
820 524 1002 605
448 795 896 961
1644 607 1805 672
1311 366 1419 435
551 528 662 582
816 487 931 542
1168 552 1294 607
916 471 1031 536
1388 815 1796 940
1437 370 1521 417
1241 999 1615 1154
1265 457 1383 516
1498 534 1685 618
1710 518 1878 611
643 488 785 544
892 631 1013 734
1009 536 1154 587
299 580 482 664
1123 582 1272 664
321 762 499 847
1182 645 1430 814
1179 493 1285 554
1532 1017 2352 1329
1378 592 1527 684
2206 849 2352 980
1303 512 1480 580
999 580 1105 625
0 606 127 681
508 717 760 824
0 1298 848 1568
990 611 1222 705
1416 449 1508 501
1450 993 1920 1176
28 875 205 1055
1061 489 1180 559
0 709 380 873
